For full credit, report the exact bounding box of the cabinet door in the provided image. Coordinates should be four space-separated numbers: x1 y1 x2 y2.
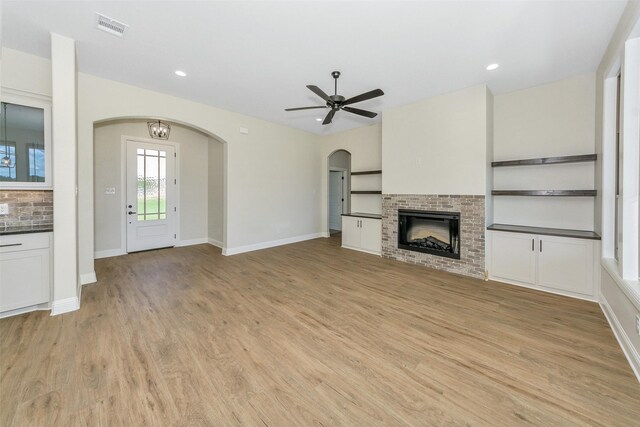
360 218 382 254
538 236 594 296
341 217 361 249
0 248 51 312
489 231 537 285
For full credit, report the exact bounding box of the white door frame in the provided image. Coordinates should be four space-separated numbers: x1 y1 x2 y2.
119 135 181 254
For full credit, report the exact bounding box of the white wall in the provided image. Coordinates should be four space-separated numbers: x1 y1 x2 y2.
492 74 596 230
320 124 382 233
595 2 640 382
78 72 321 275
50 33 78 311
382 84 489 195
94 119 211 256
208 137 224 246
1 48 52 96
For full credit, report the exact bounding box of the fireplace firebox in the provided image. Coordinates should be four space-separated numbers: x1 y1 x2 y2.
398 210 460 259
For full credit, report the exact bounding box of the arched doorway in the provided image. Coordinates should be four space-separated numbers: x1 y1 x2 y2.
92 117 226 258
327 149 351 237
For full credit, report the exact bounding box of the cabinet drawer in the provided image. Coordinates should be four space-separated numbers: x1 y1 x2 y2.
0 232 51 253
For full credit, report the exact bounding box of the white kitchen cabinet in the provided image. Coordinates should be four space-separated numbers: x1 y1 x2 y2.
487 230 598 300
0 232 52 316
537 235 594 296
341 215 381 255
489 231 537 286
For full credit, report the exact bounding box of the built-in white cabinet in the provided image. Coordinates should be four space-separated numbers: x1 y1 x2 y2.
342 215 381 255
488 230 599 300
0 232 52 316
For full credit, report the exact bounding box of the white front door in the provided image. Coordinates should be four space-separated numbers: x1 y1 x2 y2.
126 140 177 253
329 171 344 230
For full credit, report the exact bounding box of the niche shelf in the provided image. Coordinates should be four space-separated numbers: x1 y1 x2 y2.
491 154 596 167
492 190 597 197
351 170 382 176
351 190 382 195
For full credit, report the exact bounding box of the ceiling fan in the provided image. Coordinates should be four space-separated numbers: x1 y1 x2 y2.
285 71 384 125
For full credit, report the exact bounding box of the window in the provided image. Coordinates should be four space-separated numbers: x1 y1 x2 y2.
0 142 16 181
28 144 45 181
0 91 51 189
614 73 621 261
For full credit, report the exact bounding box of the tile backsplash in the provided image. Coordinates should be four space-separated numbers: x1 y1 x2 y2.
0 190 53 232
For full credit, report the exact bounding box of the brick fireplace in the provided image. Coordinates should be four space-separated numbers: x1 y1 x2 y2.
382 194 485 279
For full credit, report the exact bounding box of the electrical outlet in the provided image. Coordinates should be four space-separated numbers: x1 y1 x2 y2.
0 203 8 215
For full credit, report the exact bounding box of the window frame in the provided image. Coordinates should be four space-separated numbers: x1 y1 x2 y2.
0 88 52 189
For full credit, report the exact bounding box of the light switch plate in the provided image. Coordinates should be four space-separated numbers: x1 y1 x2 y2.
0 203 8 215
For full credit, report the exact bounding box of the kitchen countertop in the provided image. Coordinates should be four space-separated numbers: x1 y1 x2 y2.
341 212 382 220
0 226 54 236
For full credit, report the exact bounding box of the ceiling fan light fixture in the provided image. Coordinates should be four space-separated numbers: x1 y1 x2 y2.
147 120 171 140
285 71 384 125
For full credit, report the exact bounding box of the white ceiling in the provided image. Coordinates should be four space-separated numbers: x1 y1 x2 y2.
1 1 627 135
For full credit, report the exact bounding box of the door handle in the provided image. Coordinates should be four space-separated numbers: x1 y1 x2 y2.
532 239 534 251
128 211 137 215
540 240 542 253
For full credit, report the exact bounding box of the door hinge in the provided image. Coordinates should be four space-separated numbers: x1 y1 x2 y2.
174 152 176 158
174 207 176 212
174 234 177 239
174 178 177 184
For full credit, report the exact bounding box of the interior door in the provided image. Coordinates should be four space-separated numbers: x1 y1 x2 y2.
126 140 176 253
329 171 344 230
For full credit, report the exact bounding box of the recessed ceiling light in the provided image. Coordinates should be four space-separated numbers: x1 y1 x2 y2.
316 118 322 122
486 63 499 71
174 70 187 77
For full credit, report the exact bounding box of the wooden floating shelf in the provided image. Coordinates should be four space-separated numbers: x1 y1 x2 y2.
487 224 601 240
492 190 597 197
351 170 382 176
491 154 597 167
351 191 382 195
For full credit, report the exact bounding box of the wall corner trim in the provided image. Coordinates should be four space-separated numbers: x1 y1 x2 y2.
80 272 97 285
600 295 640 383
222 232 325 256
208 238 223 248
50 296 80 316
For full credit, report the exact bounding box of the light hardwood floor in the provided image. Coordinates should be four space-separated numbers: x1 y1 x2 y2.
1 236 639 426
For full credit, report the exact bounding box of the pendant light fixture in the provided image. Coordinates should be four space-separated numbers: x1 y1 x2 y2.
147 120 171 140
1 102 15 168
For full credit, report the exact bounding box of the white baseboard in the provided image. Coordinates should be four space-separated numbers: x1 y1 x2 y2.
208 237 223 248
51 297 80 316
321 231 330 238
0 303 50 319
176 237 208 247
600 294 640 383
80 271 97 285
223 232 324 256
488 275 598 303
94 248 125 259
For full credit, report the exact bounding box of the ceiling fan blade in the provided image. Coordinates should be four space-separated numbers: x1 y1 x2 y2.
343 88 384 106
342 106 378 118
285 106 328 111
307 85 331 102
322 109 336 125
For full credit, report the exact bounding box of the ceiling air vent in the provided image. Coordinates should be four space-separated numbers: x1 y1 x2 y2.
95 13 128 38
